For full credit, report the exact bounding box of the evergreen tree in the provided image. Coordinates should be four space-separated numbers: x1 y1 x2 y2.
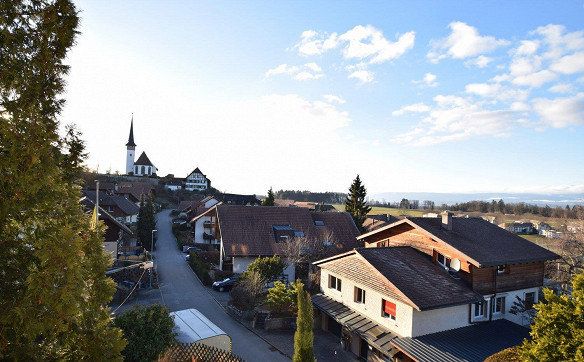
345 175 372 232
262 187 275 206
137 196 156 251
519 272 584 360
0 0 125 358
293 282 314 362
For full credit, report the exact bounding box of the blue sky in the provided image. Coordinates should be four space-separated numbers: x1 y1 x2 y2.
62 1 584 196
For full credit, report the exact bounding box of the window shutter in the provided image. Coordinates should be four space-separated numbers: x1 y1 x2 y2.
384 300 396 316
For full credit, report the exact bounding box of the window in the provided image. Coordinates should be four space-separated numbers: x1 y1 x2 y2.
492 296 506 314
328 275 341 291
525 292 536 310
497 265 507 274
436 252 449 268
382 299 396 320
314 220 325 226
473 300 487 319
354 287 366 304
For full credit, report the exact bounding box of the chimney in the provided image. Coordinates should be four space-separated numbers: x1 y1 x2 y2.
441 211 453 231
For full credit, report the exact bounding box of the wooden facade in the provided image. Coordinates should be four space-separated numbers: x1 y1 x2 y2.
362 222 546 294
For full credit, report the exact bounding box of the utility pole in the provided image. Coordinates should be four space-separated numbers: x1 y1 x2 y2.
150 229 157 287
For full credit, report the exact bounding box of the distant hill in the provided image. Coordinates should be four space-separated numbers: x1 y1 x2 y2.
371 192 584 206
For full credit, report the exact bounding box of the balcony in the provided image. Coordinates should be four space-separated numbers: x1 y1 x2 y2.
203 221 216 229
203 232 216 241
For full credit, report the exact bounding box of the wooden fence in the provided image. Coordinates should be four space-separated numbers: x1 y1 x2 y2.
159 343 245 362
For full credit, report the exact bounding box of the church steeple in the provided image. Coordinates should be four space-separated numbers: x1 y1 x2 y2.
126 114 136 147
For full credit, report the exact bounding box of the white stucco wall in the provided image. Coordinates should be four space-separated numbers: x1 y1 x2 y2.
411 304 470 337
126 148 134 174
193 216 218 244
320 270 414 337
232 256 296 282
494 287 540 326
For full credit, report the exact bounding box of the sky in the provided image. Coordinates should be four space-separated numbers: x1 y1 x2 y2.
61 1 584 196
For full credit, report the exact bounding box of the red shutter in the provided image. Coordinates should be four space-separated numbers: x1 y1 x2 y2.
384 300 396 316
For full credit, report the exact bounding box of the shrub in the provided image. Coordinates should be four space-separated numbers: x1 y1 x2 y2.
188 252 212 286
485 347 521 362
114 304 176 362
197 250 220 265
230 270 264 310
246 256 286 282
266 281 295 316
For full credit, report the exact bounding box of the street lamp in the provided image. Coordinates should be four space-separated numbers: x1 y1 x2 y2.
150 229 157 287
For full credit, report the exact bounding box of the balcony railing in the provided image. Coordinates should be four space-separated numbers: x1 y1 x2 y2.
203 221 215 229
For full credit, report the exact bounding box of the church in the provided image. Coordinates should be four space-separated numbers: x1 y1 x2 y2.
125 117 157 176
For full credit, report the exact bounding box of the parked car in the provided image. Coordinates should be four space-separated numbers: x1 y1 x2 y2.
172 218 187 225
212 275 239 292
183 246 202 254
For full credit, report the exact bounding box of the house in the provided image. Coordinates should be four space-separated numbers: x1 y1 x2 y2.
193 205 360 282
185 167 210 191
83 190 139 224
115 182 156 204
162 177 184 191
124 116 158 176
537 222 552 234
312 211 558 361
506 221 535 234
363 214 400 233
81 196 134 259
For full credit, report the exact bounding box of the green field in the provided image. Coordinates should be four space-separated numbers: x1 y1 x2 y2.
333 204 426 217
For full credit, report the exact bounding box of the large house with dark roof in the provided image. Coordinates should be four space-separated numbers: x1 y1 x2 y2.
83 190 140 224
185 167 210 191
190 204 360 282
312 211 558 361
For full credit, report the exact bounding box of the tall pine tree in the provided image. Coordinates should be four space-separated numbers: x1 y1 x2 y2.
345 175 371 232
0 0 125 358
137 196 157 251
262 187 275 206
293 282 314 362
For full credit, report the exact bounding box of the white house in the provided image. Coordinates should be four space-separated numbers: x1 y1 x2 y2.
185 167 210 191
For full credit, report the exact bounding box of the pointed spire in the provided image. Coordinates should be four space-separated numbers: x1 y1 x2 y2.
126 113 136 147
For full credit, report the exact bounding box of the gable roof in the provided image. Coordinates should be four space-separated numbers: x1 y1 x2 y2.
314 247 482 311
187 167 205 177
83 190 139 216
134 151 154 166
359 216 559 267
363 214 400 232
115 182 155 202
80 196 134 237
216 205 360 258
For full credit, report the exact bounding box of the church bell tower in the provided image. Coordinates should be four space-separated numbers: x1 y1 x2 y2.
126 115 136 174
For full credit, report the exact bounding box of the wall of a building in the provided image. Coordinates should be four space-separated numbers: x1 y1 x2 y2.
411 304 470 337
126 148 134 174
496 286 540 326
320 270 414 337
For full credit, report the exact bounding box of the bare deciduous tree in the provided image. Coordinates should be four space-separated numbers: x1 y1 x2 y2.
546 221 584 291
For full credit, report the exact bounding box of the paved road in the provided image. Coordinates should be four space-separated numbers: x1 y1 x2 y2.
154 210 289 362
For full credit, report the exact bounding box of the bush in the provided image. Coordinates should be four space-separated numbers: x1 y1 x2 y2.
230 270 264 311
484 347 521 362
246 256 286 282
212 269 234 282
114 304 176 362
188 252 212 286
197 250 220 265
266 281 298 316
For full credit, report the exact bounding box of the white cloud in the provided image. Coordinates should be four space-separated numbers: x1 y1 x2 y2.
323 94 346 104
550 52 584 74
295 25 415 64
534 24 584 58
338 25 415 64
512 69 557 87
513 40 540 56
265 63 324 81
465 82 528 101
510 102 530 112
549 83 574 93
295 30 338 56
532 93 584 128
348 69 374 84
465 55 493 68
392 103 431 116
427 22 509 63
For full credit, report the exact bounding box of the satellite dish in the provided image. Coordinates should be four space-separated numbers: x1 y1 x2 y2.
450 258 461 272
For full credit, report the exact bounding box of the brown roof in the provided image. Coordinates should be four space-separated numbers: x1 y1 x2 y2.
363 214 400 232
359 217 559 267
135 151 154 166
315 247 483 311
216 205 360 257
115 182 155 202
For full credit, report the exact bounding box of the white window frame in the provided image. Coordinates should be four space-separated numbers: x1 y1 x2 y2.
354 286 366 304
524 291 536 310
437 252 448 268
328 275 341 292
492 295 506 315
472 299 488 321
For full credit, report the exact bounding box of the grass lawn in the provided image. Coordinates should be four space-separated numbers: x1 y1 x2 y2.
333 204 426 217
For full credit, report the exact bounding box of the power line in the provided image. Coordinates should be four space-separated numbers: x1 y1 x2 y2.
112 267 148 314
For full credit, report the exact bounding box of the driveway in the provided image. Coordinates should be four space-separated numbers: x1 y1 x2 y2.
154 209 289 361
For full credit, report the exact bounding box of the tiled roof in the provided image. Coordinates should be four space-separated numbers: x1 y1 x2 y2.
315 247 483 310
83 190 139 216
391 319 530 362
363 214 400 232
115 182 155 202
80 196 134 237
216 205 360 257
134 151 154 166
360 217 559 267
